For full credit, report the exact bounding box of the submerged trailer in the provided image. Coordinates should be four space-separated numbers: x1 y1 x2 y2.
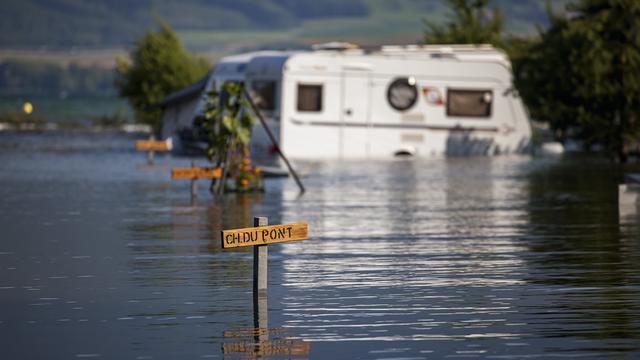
245 44 532 159
161 44 532 159
159 51 289 155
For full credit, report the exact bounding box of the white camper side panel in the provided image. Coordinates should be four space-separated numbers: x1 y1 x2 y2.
364 74 507 157
340 70 371 157
280 52 531 159
506 95 533 153
281 72 342 159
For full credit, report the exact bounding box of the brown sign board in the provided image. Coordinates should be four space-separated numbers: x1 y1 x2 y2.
171 167 221 180
135 139 172 152
221 223 308 249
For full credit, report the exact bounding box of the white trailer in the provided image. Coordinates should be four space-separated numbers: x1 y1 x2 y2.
159 51 285 153
160 44 532 159
244 44 532 159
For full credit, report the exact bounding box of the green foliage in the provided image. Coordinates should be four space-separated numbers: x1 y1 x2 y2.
424 0 640 161
517 0 640 160
424 0 504 45
2 1 573 49
0 0 368 47
515 11 580 137
114 21 209 131
567 0 640 158
200 82 262 193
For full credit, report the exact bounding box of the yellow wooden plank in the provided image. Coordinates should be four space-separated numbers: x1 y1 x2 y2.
221 223 308 249
171 167 221 179
135 139 172 151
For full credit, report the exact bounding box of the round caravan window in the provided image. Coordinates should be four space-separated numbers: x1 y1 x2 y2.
387 77 418 111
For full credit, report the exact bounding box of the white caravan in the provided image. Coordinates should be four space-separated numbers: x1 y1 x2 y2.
242 44 531 159
159 51 291 155
161 44 532 159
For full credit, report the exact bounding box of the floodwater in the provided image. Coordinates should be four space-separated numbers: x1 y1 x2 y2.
1 131 639 359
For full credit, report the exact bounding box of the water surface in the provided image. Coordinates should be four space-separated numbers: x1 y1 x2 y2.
1 131 639 359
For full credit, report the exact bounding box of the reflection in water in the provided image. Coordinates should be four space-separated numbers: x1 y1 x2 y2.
223 292 310 359
275 157 640 357
223 333 310 359
525 158 640 349
1 132 640 359
276 160 512 357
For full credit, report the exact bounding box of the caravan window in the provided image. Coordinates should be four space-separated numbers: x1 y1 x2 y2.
251 80 276 111
297 84 323 112
387 77 418 111
446 89 493 118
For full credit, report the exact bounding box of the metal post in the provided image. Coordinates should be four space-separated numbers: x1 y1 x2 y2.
253 216 268 340
147 134 155 165
243 89 305 194
253 288 269 342
190 161 197 202
253 217 268 292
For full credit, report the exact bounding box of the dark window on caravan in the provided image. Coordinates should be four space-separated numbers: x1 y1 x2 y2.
251 80 276 111
297 84 323 112
446 89 493 118
387 77 418 111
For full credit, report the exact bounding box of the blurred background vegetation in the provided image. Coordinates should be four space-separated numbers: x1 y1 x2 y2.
423 0 640 162
0 0 567 49
1 0 567 127
1 0 638 161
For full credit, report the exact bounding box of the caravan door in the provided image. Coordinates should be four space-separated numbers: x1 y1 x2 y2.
340 68 371 158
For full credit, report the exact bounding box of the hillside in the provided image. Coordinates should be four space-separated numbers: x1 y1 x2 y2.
1 0 572 50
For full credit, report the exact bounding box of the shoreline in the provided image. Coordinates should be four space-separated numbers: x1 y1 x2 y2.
0 121 151 134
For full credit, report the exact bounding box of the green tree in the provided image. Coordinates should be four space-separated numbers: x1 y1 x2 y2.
425 0 640 161
515 9 581 141
423 0 504 45
114 20 209 131
565 0 640 161
518 0 640 161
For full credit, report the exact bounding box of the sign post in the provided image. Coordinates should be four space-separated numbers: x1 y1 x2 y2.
253 217 269 336
135 136 172 165
171 164 221 201
221 218 308 294
253 217 269 293
190 161 198 200
221 217 309 355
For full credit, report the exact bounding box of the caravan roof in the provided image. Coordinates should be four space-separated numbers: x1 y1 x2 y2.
213 51 288 79
281 46 513 85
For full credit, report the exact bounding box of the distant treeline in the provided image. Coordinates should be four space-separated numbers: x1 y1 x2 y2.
0 60 114 97
0 0 566 48
0 0 369 47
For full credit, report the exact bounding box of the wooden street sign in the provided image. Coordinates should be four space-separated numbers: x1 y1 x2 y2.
221 223 307 249
135 139 172 152
172 167 221 180
224 217 307 294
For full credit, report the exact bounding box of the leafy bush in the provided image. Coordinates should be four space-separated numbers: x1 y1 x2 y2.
114 21 209 131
